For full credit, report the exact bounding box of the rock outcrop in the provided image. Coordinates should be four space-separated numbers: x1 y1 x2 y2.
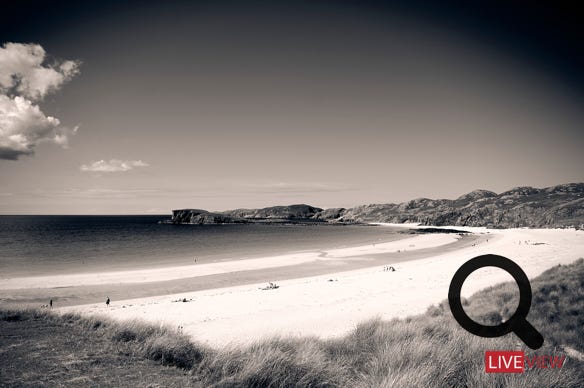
168 209 247 224
166 204 322 224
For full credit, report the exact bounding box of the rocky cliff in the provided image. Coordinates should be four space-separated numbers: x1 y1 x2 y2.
166 183 584 229
168 209 247 224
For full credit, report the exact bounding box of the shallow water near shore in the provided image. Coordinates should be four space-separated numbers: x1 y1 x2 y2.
0 215 404 278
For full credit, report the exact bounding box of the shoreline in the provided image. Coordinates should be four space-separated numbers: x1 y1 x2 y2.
0 227 473 307
0 231 460 290
57 226 584 347
0 222 402 279
3 224 583 347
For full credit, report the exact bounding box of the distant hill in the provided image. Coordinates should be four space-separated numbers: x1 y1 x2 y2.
333 183 584 229
166 183 584 229
167 204 323 224
227 204 323 220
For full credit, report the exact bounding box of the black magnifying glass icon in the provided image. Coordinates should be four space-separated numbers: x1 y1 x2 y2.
448 254 544 350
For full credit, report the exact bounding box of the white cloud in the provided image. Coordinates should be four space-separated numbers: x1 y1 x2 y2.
0 42 80 101
0 95 77 160
80 159 150 173
0 42 80 160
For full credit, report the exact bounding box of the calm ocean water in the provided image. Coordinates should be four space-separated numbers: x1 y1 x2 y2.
0 216 401 278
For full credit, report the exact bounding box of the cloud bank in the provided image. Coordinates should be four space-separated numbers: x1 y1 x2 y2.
0 42 80 160
80 159 149 173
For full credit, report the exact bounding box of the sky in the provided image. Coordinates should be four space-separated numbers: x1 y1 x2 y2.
1 0 583 214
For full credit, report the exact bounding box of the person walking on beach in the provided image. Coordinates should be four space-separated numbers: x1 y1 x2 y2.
106 296 110 307
49 299 53 309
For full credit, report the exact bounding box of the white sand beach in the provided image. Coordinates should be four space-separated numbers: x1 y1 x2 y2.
57 225 584 347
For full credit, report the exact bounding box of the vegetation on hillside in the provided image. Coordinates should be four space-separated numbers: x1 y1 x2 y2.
335 183 584 228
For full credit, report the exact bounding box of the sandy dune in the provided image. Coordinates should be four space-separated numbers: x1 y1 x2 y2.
58 225 584 347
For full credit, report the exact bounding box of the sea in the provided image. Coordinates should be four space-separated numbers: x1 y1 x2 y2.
0 215 403 278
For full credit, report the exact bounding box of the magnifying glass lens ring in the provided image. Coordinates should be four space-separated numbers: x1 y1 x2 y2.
448 254 532 337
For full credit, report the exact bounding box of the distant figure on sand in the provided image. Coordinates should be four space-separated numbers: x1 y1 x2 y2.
106 296 110 307
49 299 53 309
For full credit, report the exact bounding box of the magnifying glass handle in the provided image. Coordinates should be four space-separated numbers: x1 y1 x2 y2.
514 320 544 350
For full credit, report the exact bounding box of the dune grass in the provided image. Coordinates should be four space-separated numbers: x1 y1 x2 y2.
2 258 583 387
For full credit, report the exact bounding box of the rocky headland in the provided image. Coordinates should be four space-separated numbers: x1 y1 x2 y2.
164 183 584 229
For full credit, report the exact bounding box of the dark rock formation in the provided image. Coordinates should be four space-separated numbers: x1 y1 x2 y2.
167 209 247 224
166 204 322 224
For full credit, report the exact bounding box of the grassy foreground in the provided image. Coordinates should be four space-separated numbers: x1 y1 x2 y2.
1 259 583 387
